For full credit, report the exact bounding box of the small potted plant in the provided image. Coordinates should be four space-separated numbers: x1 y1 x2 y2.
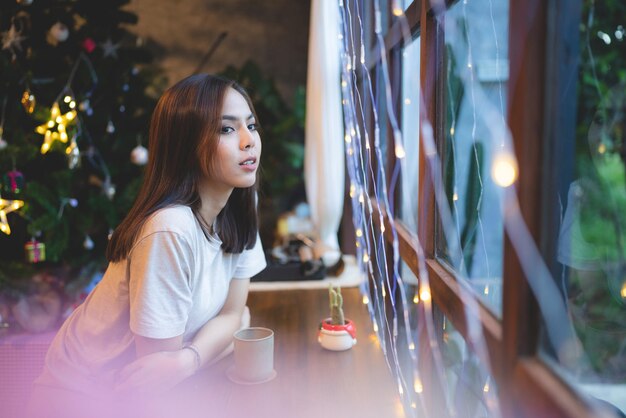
318 284 357 351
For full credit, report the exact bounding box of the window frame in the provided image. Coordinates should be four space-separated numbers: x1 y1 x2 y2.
354 0 601 416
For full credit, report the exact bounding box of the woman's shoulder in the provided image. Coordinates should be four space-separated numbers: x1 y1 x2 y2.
141 205 197 238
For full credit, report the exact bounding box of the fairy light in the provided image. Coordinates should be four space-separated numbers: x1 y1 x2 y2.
356 228 363 237
453 192 459 201
483 285 489 295
35 102 77 154
621 282 626 299
398 380 404 395
392 0 403 16
404 98 411 105
413 292 420 304
381 286 386 298
63 95 72 103
450 126 455 136
345 133 352 143
0 197 25 235
419 288 431 302
408 342 415 350
373 320 379 333
598 143 606 154
363 252 370 263
362 294 369 305
395 143 406 159
483 382 490 392
359 191 365 204
414 377 423 393
491 152 518 187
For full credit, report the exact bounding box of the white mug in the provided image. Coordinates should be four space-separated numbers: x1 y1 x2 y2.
231 327 275 383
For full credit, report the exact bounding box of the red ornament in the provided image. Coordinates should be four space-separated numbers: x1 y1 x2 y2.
82 38 96 53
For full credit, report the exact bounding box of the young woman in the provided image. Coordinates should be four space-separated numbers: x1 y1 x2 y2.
28 74 266 415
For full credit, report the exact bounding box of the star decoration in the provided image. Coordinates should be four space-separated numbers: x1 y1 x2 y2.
1 24 27 59
0 195 24 235
35 102 77 154
100 38 120 59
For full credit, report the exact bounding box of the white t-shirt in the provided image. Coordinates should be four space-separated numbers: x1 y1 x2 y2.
35 205 266 394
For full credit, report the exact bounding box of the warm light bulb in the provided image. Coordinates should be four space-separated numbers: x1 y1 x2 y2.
598 143 606 154
621 282 626 299
363 252 370 263
492 152 518 187
414 377 423 393
419 288 431 302
404 98 411 105
64 95 72 103
349 184 356 198
413 292 420 304
408 343 415 350
395 143 406 159
453 192 459 201
69 101 76 109
450 126 455 136
392 7 403 16
373 321 379 333
483 382 490 392
483 285 489 295
356 228 363 237
380 223 385 233
362 295 369 305
345 134 351 143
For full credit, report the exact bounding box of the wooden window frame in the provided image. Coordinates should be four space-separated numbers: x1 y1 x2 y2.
353 0 601 417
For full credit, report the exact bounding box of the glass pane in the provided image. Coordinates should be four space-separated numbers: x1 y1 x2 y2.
437 0 509 316
541 1 626 414
400 36 421 233
441 315 499 417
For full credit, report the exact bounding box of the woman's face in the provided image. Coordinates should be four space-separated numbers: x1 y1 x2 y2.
204 87 261 192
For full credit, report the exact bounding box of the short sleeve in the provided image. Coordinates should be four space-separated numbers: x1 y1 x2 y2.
233 233 267 279
128 231 194 339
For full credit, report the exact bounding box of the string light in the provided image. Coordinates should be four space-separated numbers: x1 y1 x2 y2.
0 197 25 235
414 377 423 393
362 294 370 305
35 102 77 154
621 282 626 299
491 151 518 187
419 288 431 302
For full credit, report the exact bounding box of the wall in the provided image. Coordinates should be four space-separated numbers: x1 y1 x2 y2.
124 0 311 104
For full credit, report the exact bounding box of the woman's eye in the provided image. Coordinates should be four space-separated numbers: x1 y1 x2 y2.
221 126 234 134
248 123 258 131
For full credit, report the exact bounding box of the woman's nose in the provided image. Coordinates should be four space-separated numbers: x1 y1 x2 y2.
240 128 255 150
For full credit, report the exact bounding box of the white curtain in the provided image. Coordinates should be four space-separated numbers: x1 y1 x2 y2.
304 0 344 265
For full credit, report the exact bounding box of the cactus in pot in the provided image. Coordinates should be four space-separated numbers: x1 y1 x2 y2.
318 284 356 351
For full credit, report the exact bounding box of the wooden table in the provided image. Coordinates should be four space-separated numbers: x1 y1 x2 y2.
160 287 405 418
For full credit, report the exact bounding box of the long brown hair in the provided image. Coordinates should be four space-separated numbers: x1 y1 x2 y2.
106 74 259 262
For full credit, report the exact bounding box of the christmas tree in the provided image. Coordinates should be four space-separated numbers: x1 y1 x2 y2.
0 0 166 304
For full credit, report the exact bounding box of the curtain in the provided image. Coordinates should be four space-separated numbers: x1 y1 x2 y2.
304 0 344 266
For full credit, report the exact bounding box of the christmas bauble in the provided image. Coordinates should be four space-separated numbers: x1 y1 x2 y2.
130 145 148 165
83 235 94 250
47 22 69 46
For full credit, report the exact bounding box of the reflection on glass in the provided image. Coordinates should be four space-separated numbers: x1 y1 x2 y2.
400 36 421 233
543 1 626 414
438 0 509 316
441 315 499 417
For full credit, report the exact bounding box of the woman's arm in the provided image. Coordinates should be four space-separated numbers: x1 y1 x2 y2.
115 278 250 394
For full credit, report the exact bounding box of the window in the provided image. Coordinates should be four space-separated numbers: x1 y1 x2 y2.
538 0 626 411
341 0 623 417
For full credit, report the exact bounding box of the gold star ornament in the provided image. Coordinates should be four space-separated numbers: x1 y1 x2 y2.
0 196 24 235
35 102 77 154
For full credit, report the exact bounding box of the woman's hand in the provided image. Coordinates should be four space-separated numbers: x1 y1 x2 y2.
114 348 196 396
